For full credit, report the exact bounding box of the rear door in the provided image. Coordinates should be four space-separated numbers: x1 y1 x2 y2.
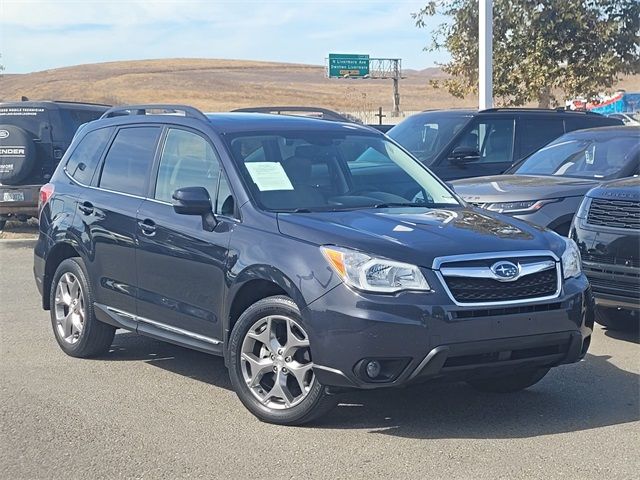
76 125 161 325
431 116 515 181
135 127 236 344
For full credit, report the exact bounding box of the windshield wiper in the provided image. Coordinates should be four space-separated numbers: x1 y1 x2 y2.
371 202 430 209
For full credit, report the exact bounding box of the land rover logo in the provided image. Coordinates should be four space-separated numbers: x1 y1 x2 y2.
491 261 520 281
0 130 9 139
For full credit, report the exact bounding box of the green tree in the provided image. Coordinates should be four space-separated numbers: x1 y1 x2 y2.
414 0 640 107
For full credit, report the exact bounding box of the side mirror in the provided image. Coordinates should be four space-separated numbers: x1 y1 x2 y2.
172 187 217 231
449 146 481 164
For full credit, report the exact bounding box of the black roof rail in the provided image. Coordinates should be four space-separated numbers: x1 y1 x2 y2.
232 106 355 123
480 107 600 115
100 104 209 122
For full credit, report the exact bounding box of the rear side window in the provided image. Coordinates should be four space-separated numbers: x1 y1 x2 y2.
66 127 112 185
99 127 160 196
565 116 618 132
518 118 564 159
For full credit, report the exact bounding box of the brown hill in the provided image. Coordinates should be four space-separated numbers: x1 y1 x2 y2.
1 59 638 118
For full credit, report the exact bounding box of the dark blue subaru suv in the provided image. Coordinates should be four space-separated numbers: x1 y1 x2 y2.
34 105 593 425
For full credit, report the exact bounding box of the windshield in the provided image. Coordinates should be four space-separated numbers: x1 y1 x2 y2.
387 111 472 164
514 135 639 179
227 131 459 212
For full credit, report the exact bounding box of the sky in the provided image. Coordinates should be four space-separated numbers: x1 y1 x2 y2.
0 0 450 74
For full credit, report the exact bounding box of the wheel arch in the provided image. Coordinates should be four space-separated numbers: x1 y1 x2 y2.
223 265 307 357
42 240 83 310
548 213 575 236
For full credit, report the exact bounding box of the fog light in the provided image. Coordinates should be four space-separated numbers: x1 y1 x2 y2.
365 360 382 379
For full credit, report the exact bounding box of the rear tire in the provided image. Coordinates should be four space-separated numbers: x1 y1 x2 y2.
0 220 6 231
228 295 337 425
467 367 550 393
595 306 639 332
49 257 115 358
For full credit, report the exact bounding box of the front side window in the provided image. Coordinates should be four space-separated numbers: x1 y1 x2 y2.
515 135 640 179
66 127 112 185
99 127 161 196
155 129 232 215
227 131 459 212
387 112 472 164
448 118 515 164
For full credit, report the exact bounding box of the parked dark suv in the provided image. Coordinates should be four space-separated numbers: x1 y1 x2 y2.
571 177 639 331
0 100 109 229
34 104 594 425
387 108 622 181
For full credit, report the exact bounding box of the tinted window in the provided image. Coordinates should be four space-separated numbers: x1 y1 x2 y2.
448 118 514 164
229 132 458 211
565 116 618 132
0 106 51 138
59 108 107 138
99 127 160 196
155 129 223 204
518 118 564 159
66 127 112 185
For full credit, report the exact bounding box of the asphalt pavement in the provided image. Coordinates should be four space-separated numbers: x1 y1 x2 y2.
1 239 639 479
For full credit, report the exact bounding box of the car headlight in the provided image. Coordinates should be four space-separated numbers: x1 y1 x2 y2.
561 237 582 279
320 246 430 293
484 198 560 214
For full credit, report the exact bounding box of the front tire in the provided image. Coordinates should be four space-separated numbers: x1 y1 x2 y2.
228 295 337 425
49 257 115 358
467 367 550 393
595 306 639 332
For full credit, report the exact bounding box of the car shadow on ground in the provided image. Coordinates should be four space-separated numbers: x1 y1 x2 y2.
103 331 639 439
601 326 640 345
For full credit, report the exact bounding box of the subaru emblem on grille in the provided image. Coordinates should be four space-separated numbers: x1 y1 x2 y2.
491 261 520 281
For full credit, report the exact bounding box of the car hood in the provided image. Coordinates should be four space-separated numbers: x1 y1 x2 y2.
277 207 564 268
451 175 600 203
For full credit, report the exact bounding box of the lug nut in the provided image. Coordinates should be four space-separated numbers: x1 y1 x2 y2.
282 367 287 373
285 356 292 362
270 354 275 360
272 366 278 372
277 349 283 355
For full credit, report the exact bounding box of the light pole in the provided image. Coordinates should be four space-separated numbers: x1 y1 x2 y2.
479 0 493 110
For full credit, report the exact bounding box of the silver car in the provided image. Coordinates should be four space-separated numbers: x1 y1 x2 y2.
451 126 640 235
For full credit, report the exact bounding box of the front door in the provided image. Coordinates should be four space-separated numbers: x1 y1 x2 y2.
432 117 515 181
135 127 236 344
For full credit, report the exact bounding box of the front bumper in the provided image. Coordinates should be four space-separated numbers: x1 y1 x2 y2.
0 184 40 217
305 275 593 389
571 218 640 312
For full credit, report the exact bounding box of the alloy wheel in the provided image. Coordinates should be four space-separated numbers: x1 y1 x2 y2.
54 272 85 344
240 315 314 409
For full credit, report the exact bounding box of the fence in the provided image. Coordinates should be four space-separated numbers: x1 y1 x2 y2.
338 110 422 125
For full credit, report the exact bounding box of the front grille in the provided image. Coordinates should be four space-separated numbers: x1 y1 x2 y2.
585 266 640 300
582 253 640 268
453 302 563 319
445 269 558 302
587 198 640 230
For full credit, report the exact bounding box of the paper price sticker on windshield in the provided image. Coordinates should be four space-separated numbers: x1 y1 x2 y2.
245 162 294 191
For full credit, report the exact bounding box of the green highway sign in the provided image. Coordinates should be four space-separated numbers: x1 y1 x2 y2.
328 54 370 78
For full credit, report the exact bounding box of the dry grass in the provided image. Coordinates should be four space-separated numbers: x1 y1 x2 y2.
1 58 638 115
